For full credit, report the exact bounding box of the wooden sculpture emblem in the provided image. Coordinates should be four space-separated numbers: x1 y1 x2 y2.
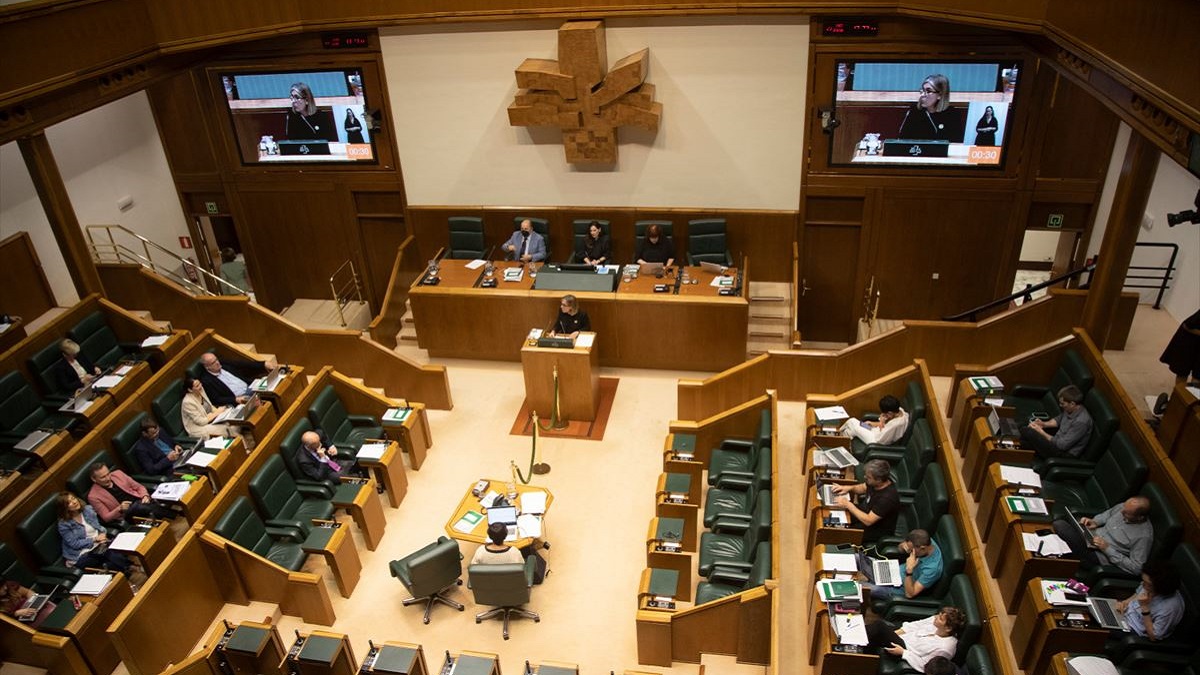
508 20 662 165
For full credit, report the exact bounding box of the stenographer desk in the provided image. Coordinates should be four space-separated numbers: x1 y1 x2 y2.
408 261 748 371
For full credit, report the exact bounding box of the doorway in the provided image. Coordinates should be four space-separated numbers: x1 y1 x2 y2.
191 215 246 295
1012 229 1081 300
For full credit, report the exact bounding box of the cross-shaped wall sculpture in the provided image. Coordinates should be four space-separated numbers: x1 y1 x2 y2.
508 20 662 165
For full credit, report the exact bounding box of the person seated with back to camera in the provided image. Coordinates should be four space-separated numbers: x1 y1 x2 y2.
857 528 943 601
1019 384 1093 460
198 351 276 408
296 430 359 482
132 417 183 478
53 338 101 394
471 523 525 566
831 458 901 543
1114 558 1185 640
839 394 910 446
1052 496 1153 576
550 294 590 339
865 606 966 672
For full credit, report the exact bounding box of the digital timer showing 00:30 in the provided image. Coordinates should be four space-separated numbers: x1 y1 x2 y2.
967 146 1002 165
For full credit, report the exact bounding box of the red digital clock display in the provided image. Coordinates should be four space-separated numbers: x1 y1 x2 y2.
322 33 370 49
822 20 879 37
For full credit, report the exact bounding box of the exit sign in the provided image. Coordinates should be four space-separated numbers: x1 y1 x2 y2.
1047 213 1064 228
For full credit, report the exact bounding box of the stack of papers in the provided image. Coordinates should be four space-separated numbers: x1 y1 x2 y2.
1041 579 1089 606
356 442 387 461
821 552 859 580
1005 496 1049 515
1022 532 1072 556
519 490 547 514
833 614 869 645
999 465 1042 488
109 532 146 552
575 333 595 348
453 511 482 534
114 365 134 376
93 375 124 390
204 437 233 451
479 491 502 509
151 481 190 502
502 267 524 282
141 335 169 347
71 574 113 595
517 514 542 538
813 406 849 422
185 452 219 468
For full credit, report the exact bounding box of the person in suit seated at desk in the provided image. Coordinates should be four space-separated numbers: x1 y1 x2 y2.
636 223 674 268
839 394 909 446
0 577 55 628
54 338 101 394
1019 384 1092 460
471 523 525 566
181 375 234 439
550 294 591 339
55 492 131 573
857 528 943 601
577 221 611 266
503 219 547 263
198 351 275 407
296 430 356 482
864 606 965 672
87 462 175 525
133 418 182 478
831 459 901 543
1114 558 1185 640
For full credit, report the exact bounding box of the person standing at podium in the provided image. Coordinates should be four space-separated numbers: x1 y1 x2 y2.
551 295 590 339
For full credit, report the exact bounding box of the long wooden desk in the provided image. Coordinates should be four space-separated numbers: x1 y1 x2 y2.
1011 578 1108 675
409 260 749 371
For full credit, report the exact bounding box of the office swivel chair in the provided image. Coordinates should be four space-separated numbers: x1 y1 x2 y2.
389 536 465 623
468 556 540 639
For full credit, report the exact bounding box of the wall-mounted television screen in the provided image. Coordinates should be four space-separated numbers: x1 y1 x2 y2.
220 68 375 164
829 60 1021 169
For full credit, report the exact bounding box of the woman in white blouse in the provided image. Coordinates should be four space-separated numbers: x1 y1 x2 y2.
865 606 965 672
180 375 233 438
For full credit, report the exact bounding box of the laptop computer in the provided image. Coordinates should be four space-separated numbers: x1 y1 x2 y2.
987 408 1021 444
254 366 284 392
13 429 53 452
699 260 728 275
817 446 859 469
638 262 665 276
817 482 839 505
871 558 902 587
214 394 261 423
61 380 97 412
486 505 519 541
1086 596 1129 631
1064 507 1098 549
18 586 57 622
172 440 204 469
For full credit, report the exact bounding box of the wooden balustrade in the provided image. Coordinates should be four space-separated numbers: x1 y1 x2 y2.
367 236 421 348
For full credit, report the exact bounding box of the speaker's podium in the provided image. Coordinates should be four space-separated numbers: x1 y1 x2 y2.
521 331 599 422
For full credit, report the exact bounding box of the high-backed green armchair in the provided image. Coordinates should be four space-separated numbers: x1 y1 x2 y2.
247 455 334 536
306 385 383 460
468 556 539 640
1002 348 1094 420
698 490 771 577
1040 430 1148 520
695 540 771 604
16 494 87 581
67 311 147 369
151 378 200 447
707 408 772 488
389 536 465 624
211 496 307 571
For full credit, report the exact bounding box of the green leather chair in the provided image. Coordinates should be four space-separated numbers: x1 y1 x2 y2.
278 418 337 498
247 455 334 536
211 496 307 571
111 411 169 485
876 514 966 616
965 645 997 675
511 217 551 261
1003 348 1095 420
447 216 485 260
151 378 200 447
698 490 771 577
685 218 733 267
16 494 86 580
1104 543 1200 664
1033 386 1120 475
854 418 936 494
67 311 144 369
707 408 772 487
0 371 78 441
468 556 539 640
879 574 982 672
695 541 771 604
877 463 948 551
65 449 116 504
27 340 73 404
0 541 79 591
568 219 610 264
1039 431 1148 520
851 381 928 458
306 385 383 460
389 536 465 624
702 474 766 528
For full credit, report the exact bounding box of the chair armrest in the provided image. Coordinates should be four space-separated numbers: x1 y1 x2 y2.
896 487 917 501
131 474 165 486
1009 384 1050 399
717 439 754 453
710 560 753 573
347 414 379 427
0 431 27 445
44 565 83 583
713 474 754 490
1110 639 1196 665
265 518 307 535
296 481 334 499
710 513 752 534
708 567 751 587
41 395 71 409
1039 458 1096 480
884 599 941 622
265 525 305 543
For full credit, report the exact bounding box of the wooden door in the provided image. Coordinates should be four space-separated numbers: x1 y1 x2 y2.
797 222 861 343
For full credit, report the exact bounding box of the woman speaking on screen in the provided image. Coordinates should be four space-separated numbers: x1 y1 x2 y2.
897 74 961 142
284 82 338 142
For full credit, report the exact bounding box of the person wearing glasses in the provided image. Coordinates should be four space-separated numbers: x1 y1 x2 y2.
550 294 590 339
897 74 962 142
1019 384 1093 459
284 82 337 142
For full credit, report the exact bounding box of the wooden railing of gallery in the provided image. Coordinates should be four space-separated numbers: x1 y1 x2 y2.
97 263 453 409
367 235 422 348
677 289 1137 421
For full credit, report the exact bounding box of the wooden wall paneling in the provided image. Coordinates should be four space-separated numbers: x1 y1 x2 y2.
357 214 408 312
145 2 303 50
0 231 57 318
670 593 741 663
146 70 223 177
1037 72 1122 181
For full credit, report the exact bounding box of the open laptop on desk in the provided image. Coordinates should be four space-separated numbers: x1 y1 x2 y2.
60 380 98 413
486 505 519 541
18 585 58 622
1086 596 1129 631
816 446 858 469
254 366 285 392
987 408 1021 446
871 558 902 586
172 440 205 469
699 260 728 275
213 394 261 424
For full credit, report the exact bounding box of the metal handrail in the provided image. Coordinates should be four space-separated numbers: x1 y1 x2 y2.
1125 242 1178 309
86 224 248 296
328 259 364 328
943 262 1096 322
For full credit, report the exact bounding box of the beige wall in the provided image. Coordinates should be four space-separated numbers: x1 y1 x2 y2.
382 16 809 209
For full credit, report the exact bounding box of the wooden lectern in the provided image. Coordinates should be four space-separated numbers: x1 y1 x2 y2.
521 332 600 422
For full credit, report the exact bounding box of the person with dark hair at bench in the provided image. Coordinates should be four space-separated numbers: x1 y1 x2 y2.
865 606 966 672
132 418 182 477
87 463 175 525
840 394 909 446
1019 384 1093 459
1053 496 1153 575
636 223 674 268
923 656 957 675
471 523 524 566
1115 558 1185 640
832 458 900 542
55 492 130 573
577 221 610 266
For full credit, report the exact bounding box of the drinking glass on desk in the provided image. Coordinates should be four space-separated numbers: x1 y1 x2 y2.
484 262 494 279
528 262 538 278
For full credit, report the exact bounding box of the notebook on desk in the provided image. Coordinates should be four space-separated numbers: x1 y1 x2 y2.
13 429 52 452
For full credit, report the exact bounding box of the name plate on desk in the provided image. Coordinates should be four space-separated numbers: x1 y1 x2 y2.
655 541 682 553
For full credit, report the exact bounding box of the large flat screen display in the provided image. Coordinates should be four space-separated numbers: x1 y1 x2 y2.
220 69 375 164
830 60 1021 169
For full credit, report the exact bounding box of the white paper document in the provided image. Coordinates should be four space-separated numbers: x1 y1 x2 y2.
517 514 543 538
204 437 232 450
185 452 219 468
141 335 169 347
464 259 486 270
821 552 860 574
152 481 190 501
109 532 146 552
356 442 387 461
833 614 870 646
999 464 1042 487
814 406 849 422
479 490 502 509
114 364 134 376
574 333 595 348
93 375 124 389
71 574 113 595
1024 532 1071 556
520 490 547 514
